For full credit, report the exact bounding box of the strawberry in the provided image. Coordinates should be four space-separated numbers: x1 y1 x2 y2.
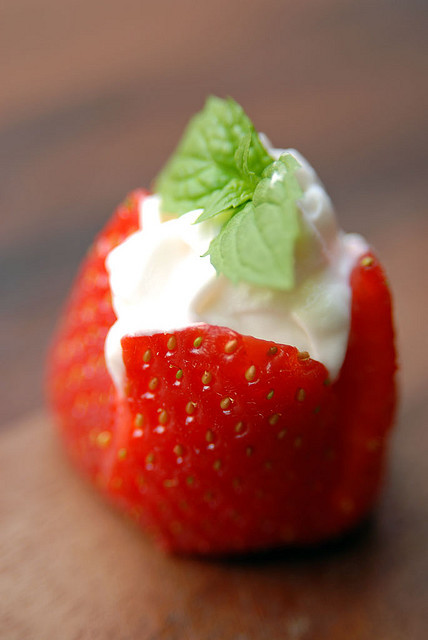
47 190 396 555
47 190 145 481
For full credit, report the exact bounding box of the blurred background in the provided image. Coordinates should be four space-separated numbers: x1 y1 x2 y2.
1 0 427 425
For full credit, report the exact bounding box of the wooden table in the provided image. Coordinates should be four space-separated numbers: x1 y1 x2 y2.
1 1 427 638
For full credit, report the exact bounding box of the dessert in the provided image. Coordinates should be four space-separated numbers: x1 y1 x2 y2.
47 97 397 554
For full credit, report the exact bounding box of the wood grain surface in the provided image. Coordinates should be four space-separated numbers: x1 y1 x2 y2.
1 1 428 637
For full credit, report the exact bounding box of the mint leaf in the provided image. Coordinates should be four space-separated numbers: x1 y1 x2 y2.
155 99 306 291
155 96 272 217
197 179 252 222
234 131 256 180
196 131 261 222
209 154 303 290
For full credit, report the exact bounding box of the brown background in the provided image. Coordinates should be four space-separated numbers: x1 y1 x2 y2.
1 1 428 638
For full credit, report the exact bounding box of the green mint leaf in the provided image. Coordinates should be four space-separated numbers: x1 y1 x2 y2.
155 96 272 216
196 179 252 222
234 131 254 179
209 154 304 290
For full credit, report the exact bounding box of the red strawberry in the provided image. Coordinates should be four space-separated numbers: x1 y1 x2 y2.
47 191 396 555
47 190 145 481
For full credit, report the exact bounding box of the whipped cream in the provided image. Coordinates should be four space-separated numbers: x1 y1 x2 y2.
105 147 368 391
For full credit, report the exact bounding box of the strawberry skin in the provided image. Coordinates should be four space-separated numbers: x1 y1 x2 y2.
47 192 397 555
47 190 145 481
